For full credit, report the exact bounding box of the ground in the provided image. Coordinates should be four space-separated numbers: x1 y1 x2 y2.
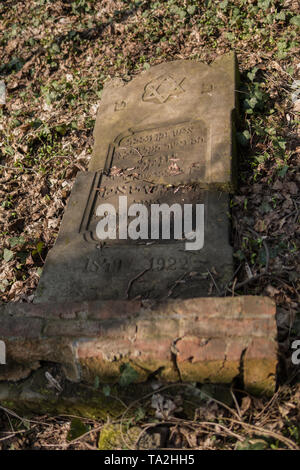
0 0 299 450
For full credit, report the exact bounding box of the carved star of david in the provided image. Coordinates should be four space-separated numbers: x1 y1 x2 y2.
142 75 186 104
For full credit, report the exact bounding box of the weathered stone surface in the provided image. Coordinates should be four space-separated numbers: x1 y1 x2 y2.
90 53 238 188
244 338 278 396
0 316 43 338
34 54 238 303
0 296 277 395
34 172 233 302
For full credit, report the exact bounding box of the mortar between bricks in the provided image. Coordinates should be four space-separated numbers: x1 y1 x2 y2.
0 296 278 412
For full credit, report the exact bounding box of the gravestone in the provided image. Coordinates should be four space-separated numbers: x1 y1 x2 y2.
1 54 278 398
35 53 238 303
90 53 237 187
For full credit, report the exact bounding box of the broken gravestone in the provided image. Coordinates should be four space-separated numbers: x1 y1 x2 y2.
0 53 278 400
35 53 238 303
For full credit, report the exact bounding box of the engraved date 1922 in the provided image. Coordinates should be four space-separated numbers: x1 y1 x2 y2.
84 255 203 274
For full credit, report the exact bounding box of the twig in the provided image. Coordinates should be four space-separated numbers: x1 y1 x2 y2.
223 417 299 450
231 277 237 297
65 423 104 446
165 271 188 298
223 273 270 296
126 268 150 299
230 387 242 419
0 164 38 174
0 405 51 427
195 421 244 442
0 429 33 442
207 269 221 295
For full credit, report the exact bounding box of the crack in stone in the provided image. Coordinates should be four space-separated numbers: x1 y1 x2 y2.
128 324 138 344
236 347 248 390
170 337 182 382
219 354 227 374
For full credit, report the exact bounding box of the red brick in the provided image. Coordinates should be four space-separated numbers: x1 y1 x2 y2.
177 337 227 362
0 296 278 394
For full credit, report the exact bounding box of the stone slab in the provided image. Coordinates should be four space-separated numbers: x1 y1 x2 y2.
34 171 233 303
90 53 238 188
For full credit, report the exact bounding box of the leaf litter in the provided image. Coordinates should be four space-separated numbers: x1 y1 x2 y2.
0 0 299 450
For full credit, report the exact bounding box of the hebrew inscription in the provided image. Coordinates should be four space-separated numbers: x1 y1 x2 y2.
80 175 206 245
90 54 237 185
105 120 208 184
